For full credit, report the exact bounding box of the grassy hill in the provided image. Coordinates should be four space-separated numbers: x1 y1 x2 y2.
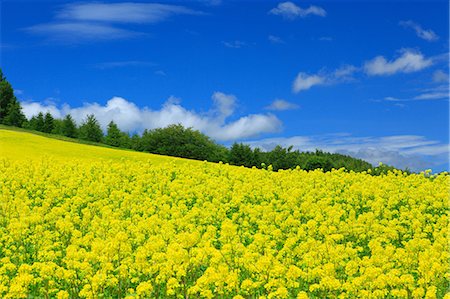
0 127 194 165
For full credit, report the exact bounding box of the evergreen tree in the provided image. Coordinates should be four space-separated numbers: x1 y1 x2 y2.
61 114 78 138
79 114 103 142
43 112 55 133
130 133 143 151
25 115 38 130
35 112 45 132
104 121 123 147
229 143 255 167
51 119 64 135
3 98 26 127
0 75 15 122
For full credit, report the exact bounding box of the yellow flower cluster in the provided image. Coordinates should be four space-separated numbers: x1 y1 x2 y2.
0 156 449 298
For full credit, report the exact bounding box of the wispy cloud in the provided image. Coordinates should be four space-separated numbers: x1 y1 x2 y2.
25 2 203 43
318 36 333 42
363 49 433 76
93 61 155 69
247 134 449 171
292 65 358 93
399 20 439 42
269 2 326 20
384 85 449 102
265 99 299 111
21 93 282 141
154 70 167 76
222 40 247 48
56 3 203 24
433 70 448 83
25 22 142 42
268 35 284 44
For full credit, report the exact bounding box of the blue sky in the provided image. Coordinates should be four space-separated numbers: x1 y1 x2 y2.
1 0 449 171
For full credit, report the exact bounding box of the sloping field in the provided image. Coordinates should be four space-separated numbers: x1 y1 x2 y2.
0 129 192 164
0 129 449 298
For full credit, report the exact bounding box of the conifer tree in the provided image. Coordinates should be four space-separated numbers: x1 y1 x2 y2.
3 98 26 127
79 114 103 142
43 112 55 133
61 114 78 138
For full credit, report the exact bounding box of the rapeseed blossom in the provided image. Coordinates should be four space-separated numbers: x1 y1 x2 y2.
0 155 448 298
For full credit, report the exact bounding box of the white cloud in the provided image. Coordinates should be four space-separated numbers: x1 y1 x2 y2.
265 99 299 111
292 73 325 92
222 40 246 48
383 85 449 102
212 92 236 119
247 134 449 171
292 65 357 93
433 70 448 83
364 49 433 76
21 102 63 119
269 2 326 19
268 35 284 44
318 36 333 41
400 20 439 42
26 2 203 42
154 70 167 76
56 3 202 24
26 22 142 42
93 61 155 69
20 93 281 141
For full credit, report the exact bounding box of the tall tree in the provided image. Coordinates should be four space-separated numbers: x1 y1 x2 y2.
78 114 103 142
34 112 45 132
3 98 26 127
61 114 78 138
0 72 15 122
43 112 55 133
104 120 123 147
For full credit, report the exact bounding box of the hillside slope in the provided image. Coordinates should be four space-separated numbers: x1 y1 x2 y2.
0 128 195 165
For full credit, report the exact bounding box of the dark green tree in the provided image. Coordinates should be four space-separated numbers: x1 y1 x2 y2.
130 133 143 151
61 114 78 138
229 143 256 167
3 98 26 127
35 112 45 132
140 124 227 162
0 74 15 122
104 121 124 147
51 119 64 135
43 112 55 133
78 114 103 142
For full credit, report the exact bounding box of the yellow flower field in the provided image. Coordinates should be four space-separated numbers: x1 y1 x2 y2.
0 129 449 298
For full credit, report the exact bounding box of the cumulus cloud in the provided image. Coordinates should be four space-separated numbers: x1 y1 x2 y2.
292 73 325 93
25 2 203 42
265 99 299 111
246 134 449 171
400 20 439 42
292 65 358 93
364 49 433 76
21 93 282 141
269 2 326 19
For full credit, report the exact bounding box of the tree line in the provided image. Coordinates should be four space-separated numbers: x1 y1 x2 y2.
0 69 398 174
